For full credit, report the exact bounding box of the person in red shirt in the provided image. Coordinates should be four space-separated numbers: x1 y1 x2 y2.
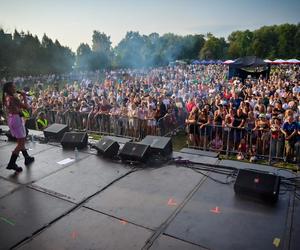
186 97 196 113
223 88 232 100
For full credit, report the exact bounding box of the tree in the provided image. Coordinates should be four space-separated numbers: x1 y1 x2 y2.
200 34 227 60
227 30 253 58
76 43 92 71
251 26 278 59
276 24 297 58
91 31 113 70
294 23 300 58
178 34 205 60
0 29 13 77
114 31 148 68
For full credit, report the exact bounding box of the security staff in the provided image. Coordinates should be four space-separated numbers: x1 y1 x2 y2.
36 112 48 131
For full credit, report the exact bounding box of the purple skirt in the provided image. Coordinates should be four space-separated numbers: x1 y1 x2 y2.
8 114 26 139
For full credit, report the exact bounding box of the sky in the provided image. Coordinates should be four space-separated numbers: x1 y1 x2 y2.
0 0 299 51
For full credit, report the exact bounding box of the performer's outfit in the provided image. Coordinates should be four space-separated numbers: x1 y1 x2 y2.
6 95 34 172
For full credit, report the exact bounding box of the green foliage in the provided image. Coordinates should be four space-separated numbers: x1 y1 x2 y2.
0 23 299 76
91 31 113 70
227 23 300 60
200 34 227 60
76 43 92 71
0 30 74 77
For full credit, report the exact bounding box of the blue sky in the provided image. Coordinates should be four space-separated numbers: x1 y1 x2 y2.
0 0 299 51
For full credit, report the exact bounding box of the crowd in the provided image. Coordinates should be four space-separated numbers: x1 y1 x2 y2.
1 63 300 164
185 64 300 163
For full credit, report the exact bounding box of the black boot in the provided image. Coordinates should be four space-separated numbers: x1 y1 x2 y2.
22 150 34 165
7 153 23 172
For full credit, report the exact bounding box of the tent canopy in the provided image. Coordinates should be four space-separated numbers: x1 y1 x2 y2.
272 59 287 64
223 60 234 64
230 56 268 68
191 60 201 65
229 56 270 80
286 59 300 64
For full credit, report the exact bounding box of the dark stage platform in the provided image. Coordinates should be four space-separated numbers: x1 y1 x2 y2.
0 127 299 250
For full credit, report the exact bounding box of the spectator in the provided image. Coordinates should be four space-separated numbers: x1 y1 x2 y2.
281 115 297 162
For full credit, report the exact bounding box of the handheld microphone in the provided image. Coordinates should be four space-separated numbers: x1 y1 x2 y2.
17 90 31 96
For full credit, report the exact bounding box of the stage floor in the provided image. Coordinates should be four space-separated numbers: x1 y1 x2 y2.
0 129 299 249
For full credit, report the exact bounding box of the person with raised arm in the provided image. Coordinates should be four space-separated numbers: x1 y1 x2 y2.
2 82 34 172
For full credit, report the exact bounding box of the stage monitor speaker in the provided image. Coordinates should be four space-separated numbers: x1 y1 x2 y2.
119 142 151 163
95 138 120 158
234 169 281 203
139 135 172 156
103 136 133 144
61 132 88 149
44 123 69 141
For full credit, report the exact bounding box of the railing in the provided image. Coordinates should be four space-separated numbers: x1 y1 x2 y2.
156 111 186 137
42 109 187 140
187 124 300 165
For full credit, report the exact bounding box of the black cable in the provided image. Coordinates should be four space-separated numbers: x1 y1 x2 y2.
193 169 236 185
176 162 237 176
179 164 237 185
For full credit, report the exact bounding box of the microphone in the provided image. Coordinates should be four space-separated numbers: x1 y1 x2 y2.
17 90 31 96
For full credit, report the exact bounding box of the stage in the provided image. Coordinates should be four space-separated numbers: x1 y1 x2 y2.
0 126 299 250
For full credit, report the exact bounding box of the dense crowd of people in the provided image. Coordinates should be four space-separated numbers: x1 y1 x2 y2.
1 63 300 164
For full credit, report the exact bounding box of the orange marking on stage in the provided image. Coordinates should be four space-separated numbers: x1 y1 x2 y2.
210 206 220 214
167 198 177 206
120 220 128 225
71 231 78 239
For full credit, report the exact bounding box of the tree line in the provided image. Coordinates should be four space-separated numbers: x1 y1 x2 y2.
0 23 299 76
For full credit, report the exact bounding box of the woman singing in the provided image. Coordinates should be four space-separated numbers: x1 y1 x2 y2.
2 82 34 172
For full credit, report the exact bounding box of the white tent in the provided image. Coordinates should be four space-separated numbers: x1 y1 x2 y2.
264 59 272 63
223 60 234 64
272 59 287 64
286 59 300 64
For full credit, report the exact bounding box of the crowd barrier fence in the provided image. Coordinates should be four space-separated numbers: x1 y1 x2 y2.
187 124 300 165
42 109 187 141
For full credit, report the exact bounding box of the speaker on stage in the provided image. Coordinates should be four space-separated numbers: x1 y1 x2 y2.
61 132 88 149
139 135 172 156
119 142 150 163
94 138 120 158
44 123 69 141
234 169 281 203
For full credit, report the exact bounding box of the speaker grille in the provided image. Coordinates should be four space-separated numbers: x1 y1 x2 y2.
119 142 150 162
61 132 88 149
234 169 281 203
44 123 69 141
139 135 172 156
95 138 120 158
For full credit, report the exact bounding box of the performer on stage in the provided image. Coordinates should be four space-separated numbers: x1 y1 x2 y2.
2 82 34 172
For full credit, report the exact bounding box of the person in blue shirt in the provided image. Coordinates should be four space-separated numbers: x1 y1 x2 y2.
281 115 297 163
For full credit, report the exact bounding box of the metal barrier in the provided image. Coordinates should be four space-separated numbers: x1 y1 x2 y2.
156 111 187 136
186 124 300 164
42 108 188 140
43 109 181 140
